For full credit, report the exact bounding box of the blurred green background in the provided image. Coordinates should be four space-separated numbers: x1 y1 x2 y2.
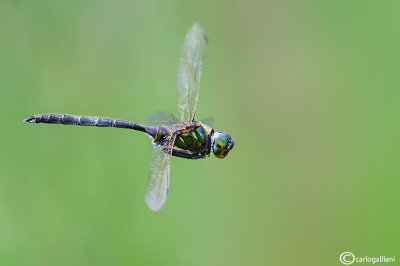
1 0 399 265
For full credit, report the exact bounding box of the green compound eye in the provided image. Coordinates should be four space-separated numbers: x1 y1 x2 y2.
216 139 225 149
213 131 234 159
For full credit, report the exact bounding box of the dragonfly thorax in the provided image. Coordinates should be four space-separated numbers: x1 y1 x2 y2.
171 123 212 159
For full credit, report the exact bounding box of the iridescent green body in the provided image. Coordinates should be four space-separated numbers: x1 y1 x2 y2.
171 123 213 159
175 125 206 150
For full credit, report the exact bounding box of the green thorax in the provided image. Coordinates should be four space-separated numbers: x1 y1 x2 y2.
174 125 208 152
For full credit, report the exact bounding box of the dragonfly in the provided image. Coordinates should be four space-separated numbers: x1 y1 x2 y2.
24 23 235 212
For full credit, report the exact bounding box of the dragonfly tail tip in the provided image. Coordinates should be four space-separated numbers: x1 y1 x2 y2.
23 116 35 123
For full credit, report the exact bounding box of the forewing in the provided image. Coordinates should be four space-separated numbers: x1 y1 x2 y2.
146 112 179 126
145 135 176 212
177 23 208 121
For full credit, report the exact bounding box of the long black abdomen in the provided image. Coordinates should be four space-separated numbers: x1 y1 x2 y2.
24 113 146 132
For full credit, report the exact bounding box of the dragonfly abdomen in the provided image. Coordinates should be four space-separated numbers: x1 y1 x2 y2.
24 113 146 132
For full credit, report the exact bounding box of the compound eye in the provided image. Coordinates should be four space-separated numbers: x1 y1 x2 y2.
217 141 223 149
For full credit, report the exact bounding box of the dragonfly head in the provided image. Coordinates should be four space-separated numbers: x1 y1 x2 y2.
212 131 235 159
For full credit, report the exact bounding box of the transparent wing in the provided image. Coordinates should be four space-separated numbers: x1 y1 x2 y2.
177 23 208 121
146 112 180 126
200 117 214 128
145 135 176 212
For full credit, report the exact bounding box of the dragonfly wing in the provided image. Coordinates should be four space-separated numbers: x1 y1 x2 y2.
145 135 176 212
146 112 179 126
177 23 208 121
200 117 214 128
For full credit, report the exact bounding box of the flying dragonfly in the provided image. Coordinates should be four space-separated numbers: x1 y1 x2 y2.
24 23 235 212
